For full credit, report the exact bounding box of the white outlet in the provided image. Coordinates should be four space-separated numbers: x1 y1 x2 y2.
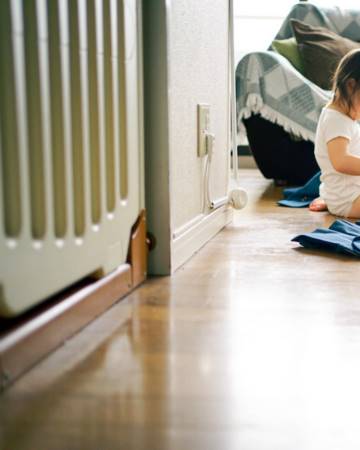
198 104 210 157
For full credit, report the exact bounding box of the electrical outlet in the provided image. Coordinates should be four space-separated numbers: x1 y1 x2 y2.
198 104 210 157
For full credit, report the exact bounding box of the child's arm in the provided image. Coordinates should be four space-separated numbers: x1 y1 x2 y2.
327 137 360 175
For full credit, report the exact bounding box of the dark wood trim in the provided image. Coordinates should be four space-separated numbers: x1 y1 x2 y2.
127 209 148 287
0 210 147 392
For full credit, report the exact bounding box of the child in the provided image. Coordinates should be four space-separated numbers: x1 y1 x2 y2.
310 48 360 218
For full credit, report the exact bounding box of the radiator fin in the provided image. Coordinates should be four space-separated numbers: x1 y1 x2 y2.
103 0 116 213
118 0 129 200
23 0 47 239
0 1 22 238
69 0 85 237
48 0 67 238
87 0 101 225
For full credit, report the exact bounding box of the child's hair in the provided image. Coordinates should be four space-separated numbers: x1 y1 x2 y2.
332 48 360 113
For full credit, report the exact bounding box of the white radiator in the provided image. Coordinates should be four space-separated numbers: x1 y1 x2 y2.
0 0 144 317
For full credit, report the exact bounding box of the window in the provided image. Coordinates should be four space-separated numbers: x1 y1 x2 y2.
234 1 360 65
233 0 297 64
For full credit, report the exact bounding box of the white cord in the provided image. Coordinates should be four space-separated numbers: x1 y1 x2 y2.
205 133 215 209
203 154 210 211
205 130 248 211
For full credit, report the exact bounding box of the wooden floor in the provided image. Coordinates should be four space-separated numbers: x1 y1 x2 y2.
2 169 360 450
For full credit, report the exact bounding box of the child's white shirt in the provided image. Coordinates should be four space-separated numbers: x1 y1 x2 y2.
315 107 360 215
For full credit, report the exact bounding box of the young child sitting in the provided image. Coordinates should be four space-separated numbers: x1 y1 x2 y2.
310 48 360 218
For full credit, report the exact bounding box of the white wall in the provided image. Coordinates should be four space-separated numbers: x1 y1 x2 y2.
168 0 230 230
143 0 232 275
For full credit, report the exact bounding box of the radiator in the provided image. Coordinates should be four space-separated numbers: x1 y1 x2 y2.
0 0 143 317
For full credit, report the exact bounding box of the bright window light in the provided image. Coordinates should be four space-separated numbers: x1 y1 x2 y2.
234 0 297 18
315 0 360 6
234 1 360 65
234 0 360 18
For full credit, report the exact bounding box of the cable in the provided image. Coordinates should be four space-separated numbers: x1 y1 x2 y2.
203 153 210 212
205 133 215 210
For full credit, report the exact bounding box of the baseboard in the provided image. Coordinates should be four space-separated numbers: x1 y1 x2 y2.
171 206 233 272
0 265 132 391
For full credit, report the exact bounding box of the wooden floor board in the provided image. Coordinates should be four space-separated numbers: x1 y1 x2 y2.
2 169 360 450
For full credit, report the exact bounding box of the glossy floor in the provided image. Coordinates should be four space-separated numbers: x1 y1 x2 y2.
2 169 360 450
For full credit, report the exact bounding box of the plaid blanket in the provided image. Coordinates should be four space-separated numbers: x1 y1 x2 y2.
236 3 360 143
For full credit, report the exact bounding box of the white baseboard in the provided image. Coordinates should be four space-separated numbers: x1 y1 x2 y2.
171 206 233 272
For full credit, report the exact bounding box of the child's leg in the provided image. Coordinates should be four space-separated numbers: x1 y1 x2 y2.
347 195 360 218
309 197 327 212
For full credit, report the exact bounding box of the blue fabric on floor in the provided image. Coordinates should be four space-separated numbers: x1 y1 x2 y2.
278 171 321 208
292 219 360 256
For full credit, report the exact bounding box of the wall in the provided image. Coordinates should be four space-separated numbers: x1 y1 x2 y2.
143 0 172 274
143 0 232 275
